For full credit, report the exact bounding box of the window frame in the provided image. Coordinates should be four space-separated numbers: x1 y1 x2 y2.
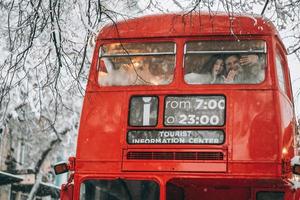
183 39 268 85
79 177 161 200
97 41 177 87
275 44 294 101
275 51 287 94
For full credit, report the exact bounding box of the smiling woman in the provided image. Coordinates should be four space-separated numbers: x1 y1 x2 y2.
184 40 266 84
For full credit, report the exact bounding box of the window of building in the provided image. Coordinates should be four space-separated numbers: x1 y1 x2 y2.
0 127 3 146
16 138 26 167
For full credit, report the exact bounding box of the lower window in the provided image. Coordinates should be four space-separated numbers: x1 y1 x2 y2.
256 191 284 200
80 179 159 200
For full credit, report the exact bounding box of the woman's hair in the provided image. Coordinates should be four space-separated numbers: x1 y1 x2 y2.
200 54 224 75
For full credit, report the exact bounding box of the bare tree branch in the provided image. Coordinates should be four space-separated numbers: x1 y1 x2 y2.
261 0 270 15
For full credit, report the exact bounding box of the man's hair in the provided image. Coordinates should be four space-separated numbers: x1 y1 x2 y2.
224 54 240 62
200 54 224 74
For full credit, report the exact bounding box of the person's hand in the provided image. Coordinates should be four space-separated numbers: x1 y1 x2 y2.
212 67 219 78
240 55 258 66
224 70 238 83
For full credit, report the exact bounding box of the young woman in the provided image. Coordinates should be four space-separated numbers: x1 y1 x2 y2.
185 54 225 84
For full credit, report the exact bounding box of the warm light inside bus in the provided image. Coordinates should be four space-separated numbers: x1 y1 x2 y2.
98 42 176 86
184 40 267 84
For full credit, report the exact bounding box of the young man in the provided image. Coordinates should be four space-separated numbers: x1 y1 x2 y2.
224 54 263 83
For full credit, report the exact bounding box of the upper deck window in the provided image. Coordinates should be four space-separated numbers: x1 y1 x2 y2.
275 52 287 94
98 42 176 86
184 40 266 84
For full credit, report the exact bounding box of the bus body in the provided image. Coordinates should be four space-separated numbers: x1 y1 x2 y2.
59 13 300 200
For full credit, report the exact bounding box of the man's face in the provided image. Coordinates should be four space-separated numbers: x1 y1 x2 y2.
225 55 240 72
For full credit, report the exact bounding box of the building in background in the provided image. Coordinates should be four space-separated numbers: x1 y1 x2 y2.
0 122 61 199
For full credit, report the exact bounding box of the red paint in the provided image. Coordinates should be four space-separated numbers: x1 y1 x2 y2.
61 13 299 199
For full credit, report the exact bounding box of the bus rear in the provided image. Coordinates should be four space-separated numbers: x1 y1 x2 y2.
56 14 300 200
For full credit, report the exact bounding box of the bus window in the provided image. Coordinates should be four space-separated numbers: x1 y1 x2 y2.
184 40 266 84
166 183 185 200
275 52 287 94
256 191 284 200
98 42 175 86
80 179 159 200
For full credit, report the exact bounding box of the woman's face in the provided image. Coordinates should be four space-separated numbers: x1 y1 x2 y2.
213 59 224 75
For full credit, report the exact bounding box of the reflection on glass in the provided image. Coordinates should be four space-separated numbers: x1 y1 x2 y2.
102 42 175 55
166 182 184 200
256 191 284 200
98 42 175 86
184 40 266 84
129 96 158 126
186 40 266 52
80 179 159 200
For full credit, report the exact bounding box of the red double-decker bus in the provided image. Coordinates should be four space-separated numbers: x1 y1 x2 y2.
55 13 300 200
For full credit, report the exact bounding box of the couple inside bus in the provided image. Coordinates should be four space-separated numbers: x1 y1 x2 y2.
184 53 265 84
98 41 266 86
